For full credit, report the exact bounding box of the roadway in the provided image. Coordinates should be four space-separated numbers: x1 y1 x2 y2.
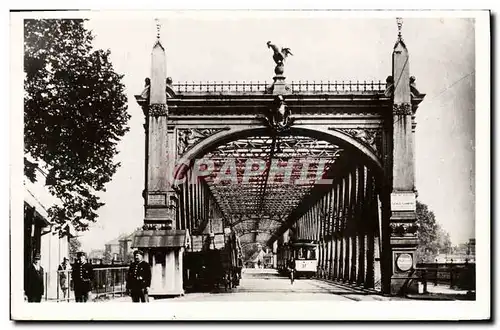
155 268 405 302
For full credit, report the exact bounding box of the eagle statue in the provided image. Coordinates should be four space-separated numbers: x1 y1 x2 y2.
267 41 293 65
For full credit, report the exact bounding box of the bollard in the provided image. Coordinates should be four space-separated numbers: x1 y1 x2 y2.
450 266 455 289
423 269 428 293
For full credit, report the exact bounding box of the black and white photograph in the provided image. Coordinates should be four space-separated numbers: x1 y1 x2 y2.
9 9 490 321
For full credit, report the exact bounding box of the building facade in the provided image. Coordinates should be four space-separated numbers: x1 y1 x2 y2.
104 233 134 264
24 167 73 300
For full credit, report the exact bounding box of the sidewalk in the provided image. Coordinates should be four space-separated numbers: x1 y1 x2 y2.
102 295 158 302
315 278 408 301
406 284 475 301
317 278 475 301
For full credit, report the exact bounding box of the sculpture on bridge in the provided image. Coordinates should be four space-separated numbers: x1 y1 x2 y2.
265 95 293 132
267 41 293 75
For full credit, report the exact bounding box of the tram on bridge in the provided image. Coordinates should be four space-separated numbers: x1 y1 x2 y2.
277 239 318 278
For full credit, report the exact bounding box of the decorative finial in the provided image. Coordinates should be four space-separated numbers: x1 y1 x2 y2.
155 18 161 40
396 17 403 40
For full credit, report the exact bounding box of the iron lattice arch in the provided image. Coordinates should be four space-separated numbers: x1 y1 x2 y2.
195 133 344 245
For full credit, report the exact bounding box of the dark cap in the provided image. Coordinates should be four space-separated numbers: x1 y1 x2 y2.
77 252 86 258
133 250 144 256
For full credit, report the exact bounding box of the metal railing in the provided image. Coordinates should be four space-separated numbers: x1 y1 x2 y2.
415 262 476 292
37 266 129 302
290 80 385 93
171 80 386 94
172 81 269 94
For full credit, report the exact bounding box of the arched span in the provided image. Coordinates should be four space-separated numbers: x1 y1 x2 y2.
240 241 268 249
231 218 287 227
173 125 383 188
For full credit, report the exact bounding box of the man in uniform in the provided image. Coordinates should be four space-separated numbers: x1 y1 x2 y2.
72 252 94 302
24 253 44 302
126 250 151 302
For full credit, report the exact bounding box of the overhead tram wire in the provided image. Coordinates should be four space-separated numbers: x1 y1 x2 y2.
391 20 475 123
392 70 476 126
423 71 475 105
255 133 278 242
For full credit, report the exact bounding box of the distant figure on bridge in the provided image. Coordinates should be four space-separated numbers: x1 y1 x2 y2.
288 258 296 285
237 258 243 279
126 250 151 302
72 252 94 302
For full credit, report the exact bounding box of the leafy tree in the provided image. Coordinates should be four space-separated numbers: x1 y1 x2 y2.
69 237 82 259
24 19 130 232
452 242 471 255
415 201 452 262
125 251 134 264
103 250 113 265
437 230 452 255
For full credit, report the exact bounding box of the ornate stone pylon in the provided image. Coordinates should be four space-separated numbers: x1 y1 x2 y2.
388 17 419 295
131 21 189 297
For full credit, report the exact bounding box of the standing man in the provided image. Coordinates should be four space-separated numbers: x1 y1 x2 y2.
126 250 151 302
72 252 94 302
58 257 71 299
24 253 44 302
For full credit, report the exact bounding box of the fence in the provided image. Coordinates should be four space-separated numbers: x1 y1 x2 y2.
40 266 129 302
415 262 476 292
171 80 386 94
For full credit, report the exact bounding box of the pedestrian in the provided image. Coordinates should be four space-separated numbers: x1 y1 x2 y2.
237 257 243 280
58 257 71 299
24 253 44 302
288 258 295 285
126 250 151 302
72 252 94 302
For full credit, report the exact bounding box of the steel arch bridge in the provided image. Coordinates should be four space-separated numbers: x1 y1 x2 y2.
132 29 425 297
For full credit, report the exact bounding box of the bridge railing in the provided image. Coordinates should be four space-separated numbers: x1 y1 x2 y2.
171 80 386 94
415 262 476 292
32 266 129 302
172 81 269 94
290 80 385 93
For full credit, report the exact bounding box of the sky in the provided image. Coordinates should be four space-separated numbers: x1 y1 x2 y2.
56 13 476 251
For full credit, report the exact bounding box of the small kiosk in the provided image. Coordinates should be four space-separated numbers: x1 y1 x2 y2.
131 229 191 296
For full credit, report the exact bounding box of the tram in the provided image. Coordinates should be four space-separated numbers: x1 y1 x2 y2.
277 239 318 278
